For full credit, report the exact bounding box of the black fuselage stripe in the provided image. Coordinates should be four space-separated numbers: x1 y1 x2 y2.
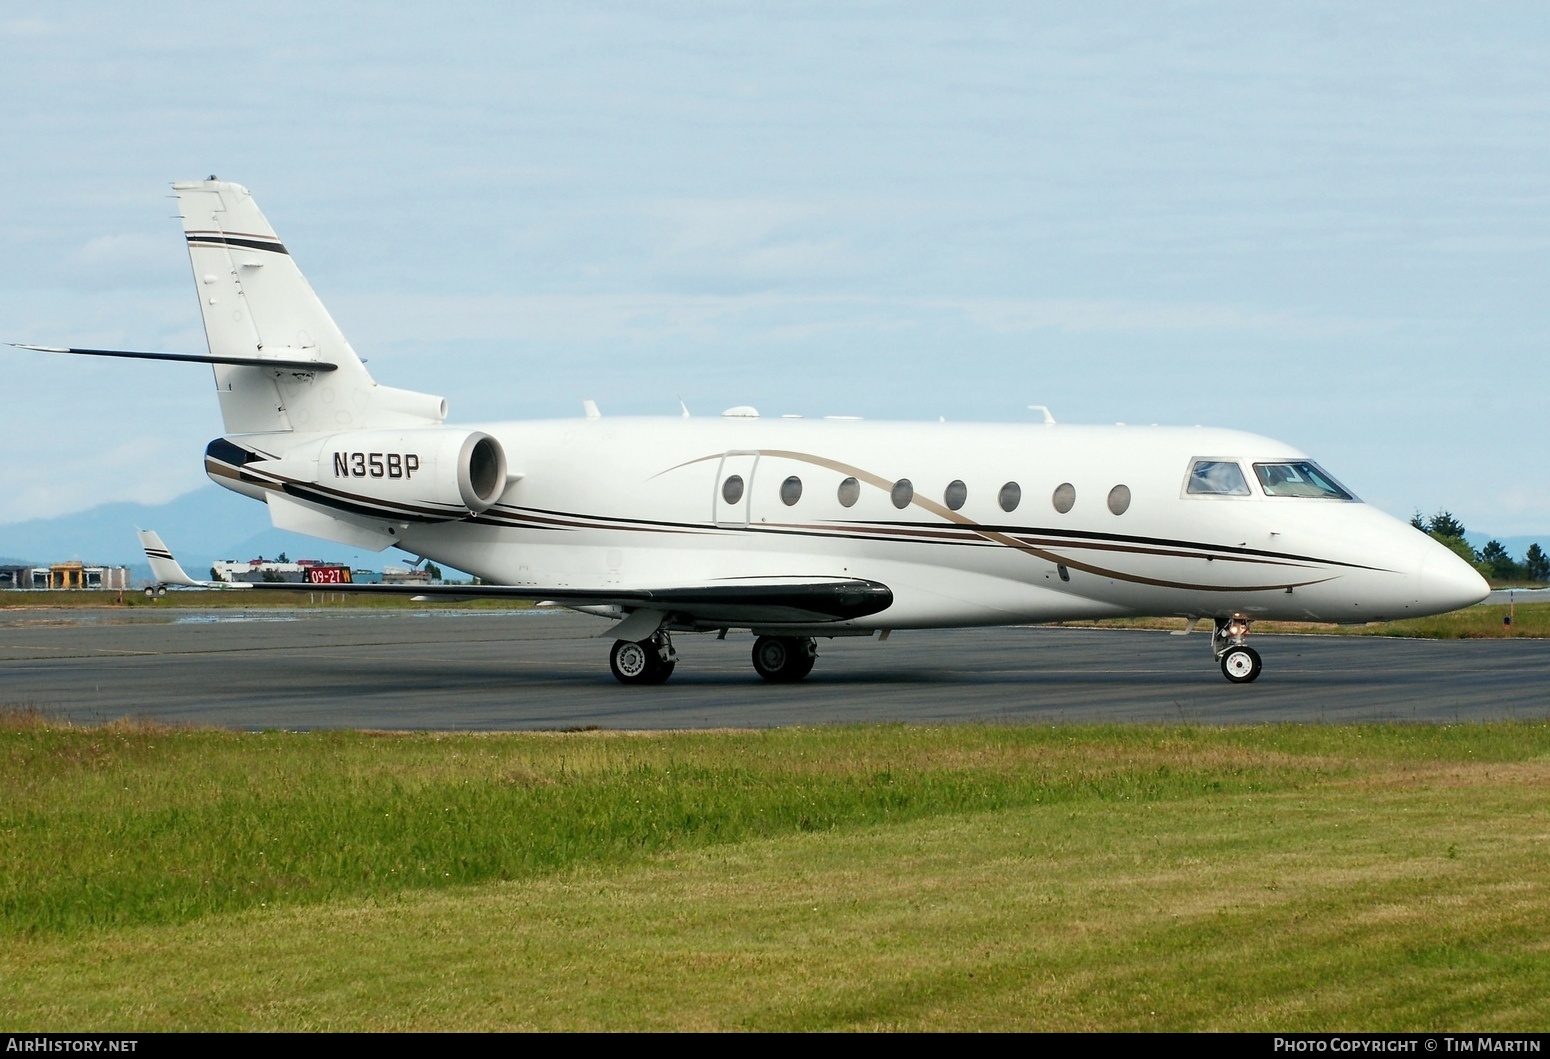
471 508 1329 576
204 444 1373 576
486 504 1368 570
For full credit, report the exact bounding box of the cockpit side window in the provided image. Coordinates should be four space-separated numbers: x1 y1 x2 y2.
1253 461 1356 500
1185 459 1251 496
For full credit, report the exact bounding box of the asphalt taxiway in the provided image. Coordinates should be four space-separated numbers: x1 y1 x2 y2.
2 608 1546 729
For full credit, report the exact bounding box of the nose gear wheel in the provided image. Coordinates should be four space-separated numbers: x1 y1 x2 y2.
1212 618 1261 683
1220 644 1262 683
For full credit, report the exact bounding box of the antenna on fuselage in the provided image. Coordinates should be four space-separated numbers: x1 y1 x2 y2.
1028 405 1056 425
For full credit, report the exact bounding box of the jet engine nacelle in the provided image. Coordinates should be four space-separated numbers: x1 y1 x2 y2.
317 428 509 518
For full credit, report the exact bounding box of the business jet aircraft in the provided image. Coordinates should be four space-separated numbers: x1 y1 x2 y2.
17 178 1489 684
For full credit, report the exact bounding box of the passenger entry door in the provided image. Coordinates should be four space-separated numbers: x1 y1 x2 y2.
714 451 760 527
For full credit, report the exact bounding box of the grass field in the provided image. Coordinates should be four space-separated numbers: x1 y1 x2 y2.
1063 601 1550 639
3 715 1547 1030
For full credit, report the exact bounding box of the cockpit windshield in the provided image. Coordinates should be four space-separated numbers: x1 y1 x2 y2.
1253 461 1355 500
1186 459 1252 496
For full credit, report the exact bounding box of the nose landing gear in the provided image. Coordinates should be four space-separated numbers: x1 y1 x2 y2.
752 635 817 682
609 630 677 685
1213 617 1262 684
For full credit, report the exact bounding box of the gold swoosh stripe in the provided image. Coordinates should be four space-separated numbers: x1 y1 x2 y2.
661 448 1341 593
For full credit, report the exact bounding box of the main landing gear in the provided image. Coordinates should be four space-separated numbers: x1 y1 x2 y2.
1212 617 1262 684
609 630 677 685
606 630 820 685
751 635 817 683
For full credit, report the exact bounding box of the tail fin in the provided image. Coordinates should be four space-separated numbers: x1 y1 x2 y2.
137 529 212 587
174 179 446 435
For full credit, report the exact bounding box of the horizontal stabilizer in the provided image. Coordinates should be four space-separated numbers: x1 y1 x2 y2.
12 344 336 372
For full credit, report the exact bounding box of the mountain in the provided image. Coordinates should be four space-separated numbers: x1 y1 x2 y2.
1464 534 1547 561
0 486 413 577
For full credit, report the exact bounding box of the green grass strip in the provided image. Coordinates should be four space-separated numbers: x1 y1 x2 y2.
4 717 1547 941
3 736 1549 1030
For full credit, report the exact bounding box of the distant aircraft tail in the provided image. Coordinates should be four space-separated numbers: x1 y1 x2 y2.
173 178 446 435
137 529 213 588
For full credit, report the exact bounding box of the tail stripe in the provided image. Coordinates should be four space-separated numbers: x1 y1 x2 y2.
185 233 289 255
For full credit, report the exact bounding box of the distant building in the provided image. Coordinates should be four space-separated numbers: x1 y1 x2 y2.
212 558 353 584
0 562 130 590
381 566 433 585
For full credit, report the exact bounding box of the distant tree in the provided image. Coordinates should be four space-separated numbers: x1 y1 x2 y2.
261 569 282 583
425 562 443 582
1527 543 1550 583
1422 510 1477 564
1479 540 1524 581
277 552 289 563
1427 511 1468 539
1410 510 1427 531
210 567 220 583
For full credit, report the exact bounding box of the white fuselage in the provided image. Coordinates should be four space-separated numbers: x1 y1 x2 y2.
216 416 1488 633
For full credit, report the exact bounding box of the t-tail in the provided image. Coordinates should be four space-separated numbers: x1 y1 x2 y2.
13 178 447 437
174 178 446 434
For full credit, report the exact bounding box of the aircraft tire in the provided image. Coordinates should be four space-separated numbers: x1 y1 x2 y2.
1220 645 1262 684
610 639 658 684
752 636 815 682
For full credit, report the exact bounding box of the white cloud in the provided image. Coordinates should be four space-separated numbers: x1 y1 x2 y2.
0 434 203 525
332 290 1367 347
70 233 182 288
1487 485 1550 537
935 298 1376 338
647 199 860 280
0 18 58 37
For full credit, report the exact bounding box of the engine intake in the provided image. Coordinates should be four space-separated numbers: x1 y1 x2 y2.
316 428 508 519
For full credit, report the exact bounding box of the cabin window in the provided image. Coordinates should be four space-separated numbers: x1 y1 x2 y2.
1186 460 1251 496
780 476 803 506
999 482 1021 512
1108 484 1131 515
891 479 914 509
1052 482 1076 513
1253 461 1355 500
944 480 967 511
837 476 860 508
722 475 745 504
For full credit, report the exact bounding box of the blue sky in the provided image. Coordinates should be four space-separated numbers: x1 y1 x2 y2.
2 2 1547 536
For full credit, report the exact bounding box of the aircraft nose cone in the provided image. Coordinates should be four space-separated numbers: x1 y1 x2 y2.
1417 542 1490 615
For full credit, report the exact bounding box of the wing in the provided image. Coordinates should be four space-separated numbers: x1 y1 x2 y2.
138 531 892 626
